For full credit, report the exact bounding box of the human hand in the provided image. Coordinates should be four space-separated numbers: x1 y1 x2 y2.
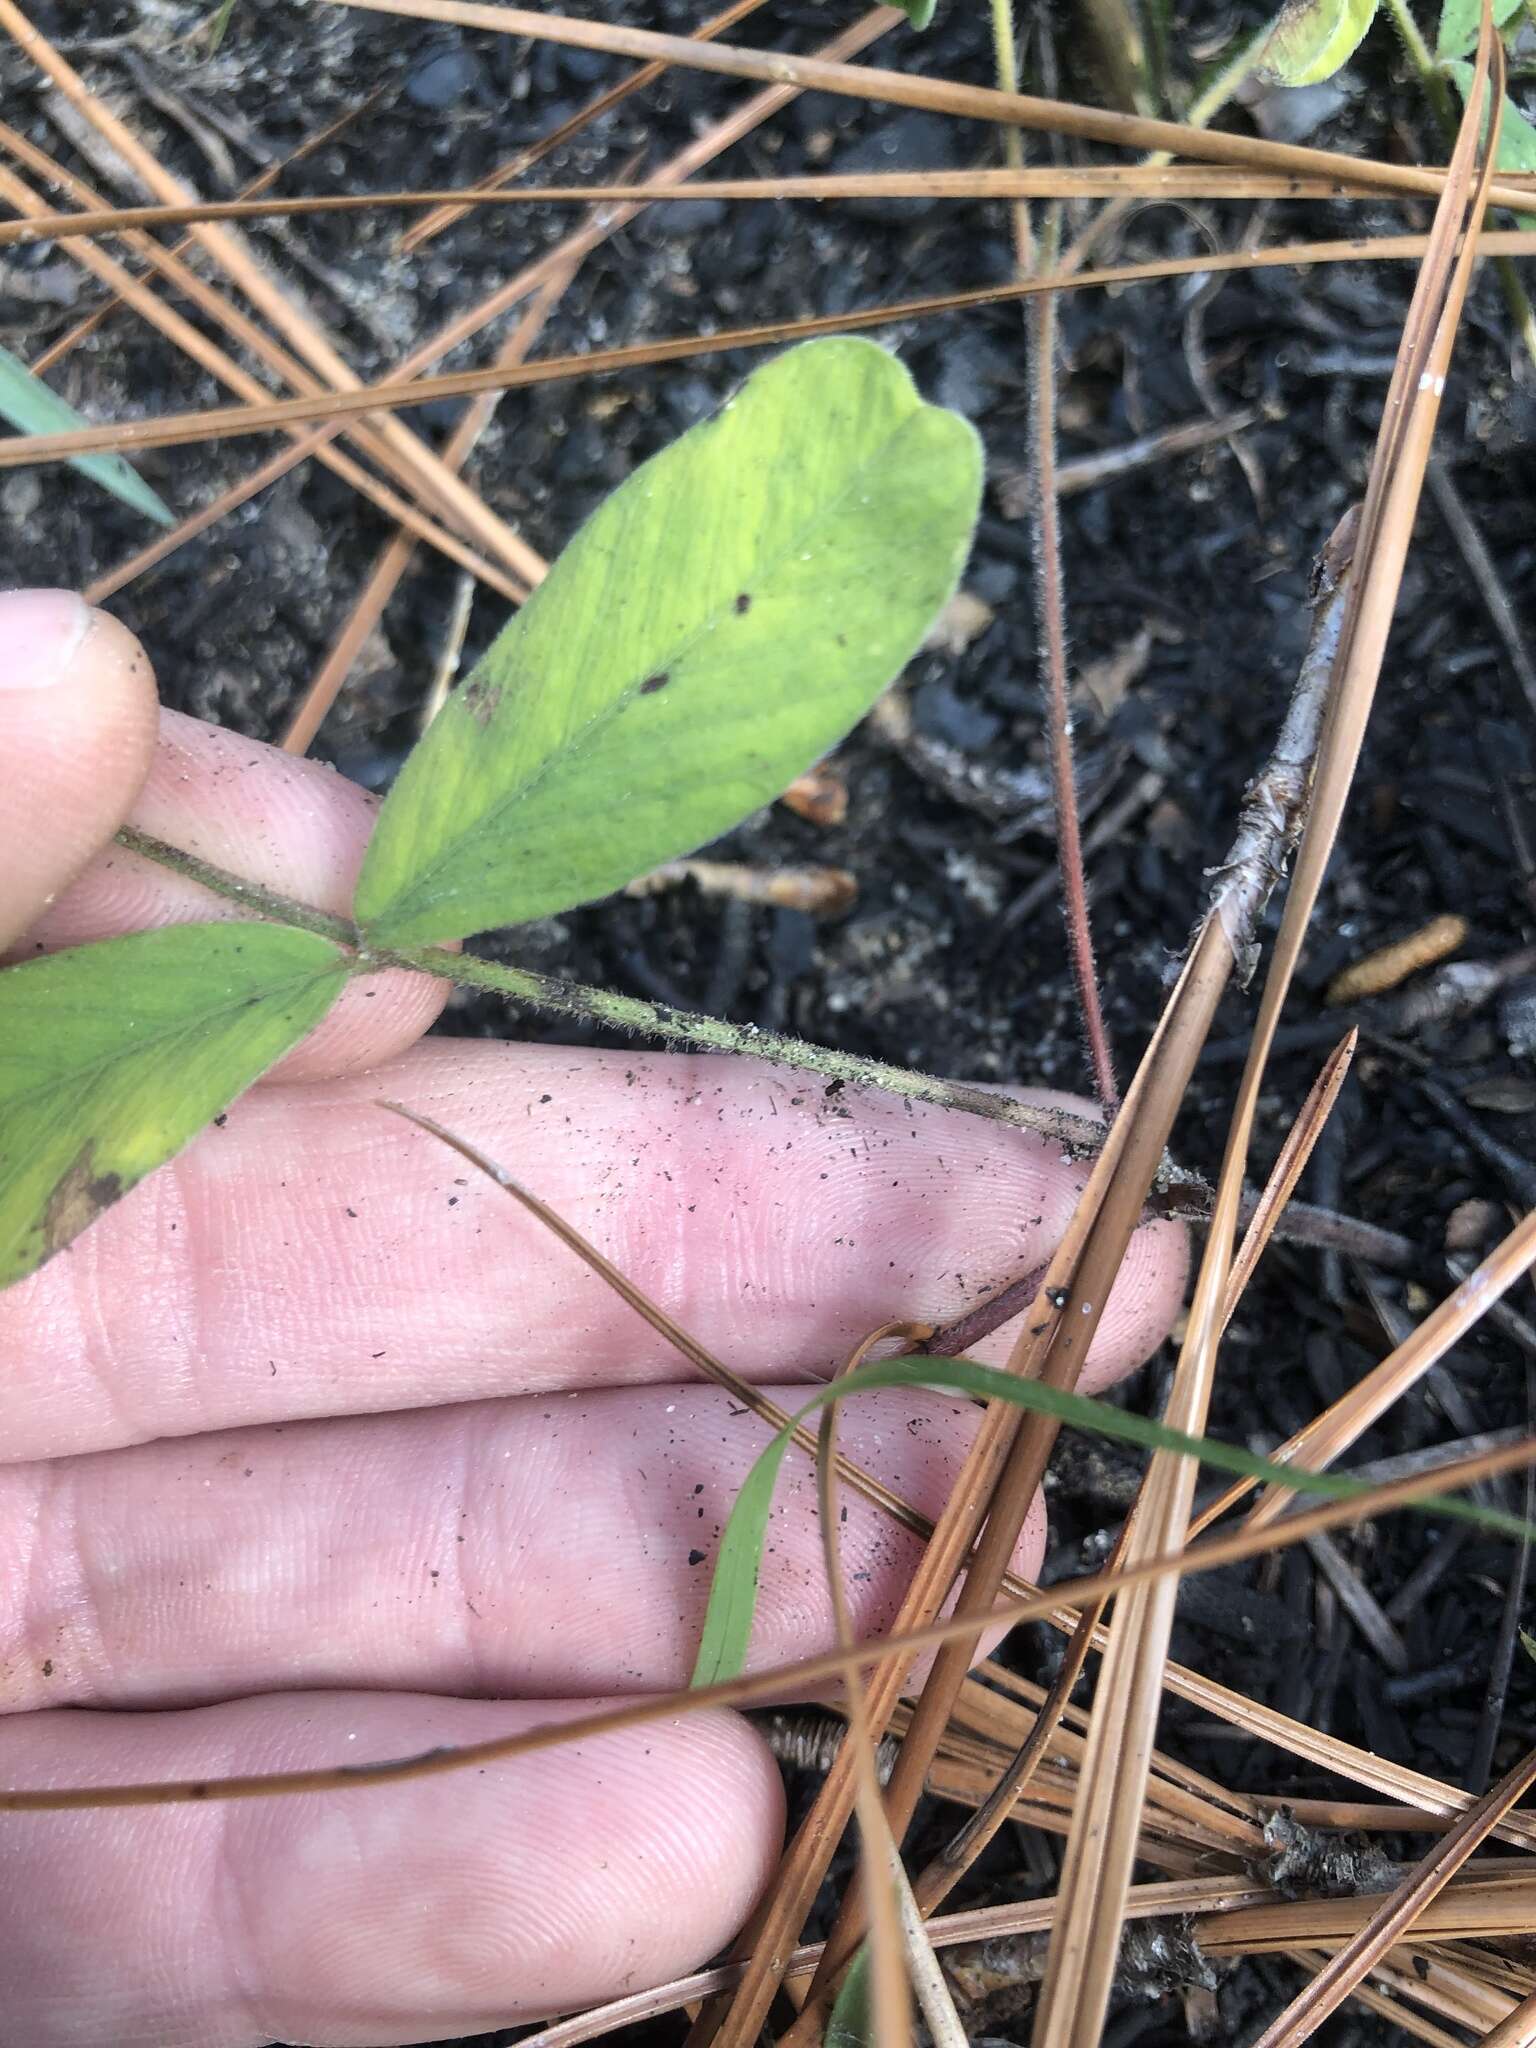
0 590 1186 2047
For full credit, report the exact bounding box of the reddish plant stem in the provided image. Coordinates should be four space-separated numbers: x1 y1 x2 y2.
1028 288 1118 1109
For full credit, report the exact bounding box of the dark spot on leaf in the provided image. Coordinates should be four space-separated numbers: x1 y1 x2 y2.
640 671 670 694
735 592 752 614
42 1145 125 1257
40 1659 52 1678
213 1114 228 1128
460 673 498 729
688 1548 706 1566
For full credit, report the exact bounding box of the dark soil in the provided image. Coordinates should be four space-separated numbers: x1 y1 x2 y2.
4 3 1536 2043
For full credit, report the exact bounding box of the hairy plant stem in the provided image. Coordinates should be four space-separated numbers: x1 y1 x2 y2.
1028 290 1118 1107
112 831 1425 1291
990 0 1118 1108
110 823 1126 1167
114 827 358 947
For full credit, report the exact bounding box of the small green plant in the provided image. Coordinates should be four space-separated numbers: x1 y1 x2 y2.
1262 0 1536 171
0 338 982 1286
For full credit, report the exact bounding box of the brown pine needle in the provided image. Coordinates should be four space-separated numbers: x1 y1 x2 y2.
1031 27 1505 2042
0 1425 1529 1814
0 0 540 586
818 1345 916 2048
22 87 387 373
1191 1203 1536 1541
61 5 895 603
278 256 574 754
1222 1032 1359 1329
0 143 530 605
1480 1986 1536 2045
16 163 1530 245
5 227 1535 474
376 1101 947 1542
399 0 770 252
332 0 1536 217
1251 1746 1536 2047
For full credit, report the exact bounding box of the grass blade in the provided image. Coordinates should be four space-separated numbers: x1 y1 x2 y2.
0 343 171 524
689 1354 1536 1689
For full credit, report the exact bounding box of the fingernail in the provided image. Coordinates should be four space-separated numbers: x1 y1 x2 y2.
0 589 91 691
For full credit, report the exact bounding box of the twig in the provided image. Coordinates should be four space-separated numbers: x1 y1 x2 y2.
1428 458 1536 724
1304 1530 1410 1674
1421 1078 1536 1209
780 522 1360 2048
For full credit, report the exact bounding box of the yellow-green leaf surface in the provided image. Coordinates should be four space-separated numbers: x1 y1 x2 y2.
0 344 173 528
355 338 982 949
0 923 348 1286
1437 0 1525 58
1260 0 1379 83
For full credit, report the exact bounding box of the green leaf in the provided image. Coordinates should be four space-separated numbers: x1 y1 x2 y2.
894 0 937 25
1444 62 1536 216
355 338 982 949
690 1355 1536 1687
204 0 239 49
0 345 174 528
1437 0 1525 58
0 923 349 1286
1260 0 1379 83
825 1949 874 2048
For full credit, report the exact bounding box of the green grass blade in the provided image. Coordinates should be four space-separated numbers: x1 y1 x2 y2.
825 1948 874 2048
690 1354 1536 1686
0 345 174 528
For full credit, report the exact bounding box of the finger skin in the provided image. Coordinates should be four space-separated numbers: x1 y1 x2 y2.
22 705 447 1080
3 1040 1188 1461
0 594 157 952
0 1384 1046 1712
0 1690 782 2046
